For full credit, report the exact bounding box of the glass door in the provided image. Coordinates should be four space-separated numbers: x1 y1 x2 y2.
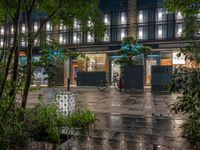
146 59 157 85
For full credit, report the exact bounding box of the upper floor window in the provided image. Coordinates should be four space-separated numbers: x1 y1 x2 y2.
60 23 66 31
157 26 163 39
11 25 14 34
34 22 39 32
138 10 143 23
103 29 110 42
104 14 110 26
73 19 81 29
21 37 26 46
34 38 39 46
46 21 52 31
176 12 183 20
87 32 94 43
0 39 4 48
157 8 163 21
46 34 51 42
59 33 66 45
176 24 183 37
88 20 94 28
120 28 126 40
0 26 4 35
138 27 143 40
73 32 82 44
120 12 127 24
21 24 26 33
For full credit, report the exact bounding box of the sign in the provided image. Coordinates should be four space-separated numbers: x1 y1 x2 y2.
172 52 185 65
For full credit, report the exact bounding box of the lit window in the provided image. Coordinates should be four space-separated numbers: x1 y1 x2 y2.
0 39 4 47
87 32 94 43
176 12 183 20
21 37 26 46
73 32 81 44
157 26 163 38
46 22 52 31
11 25 14 34
73 19 80 29
120 28 126 40
103 30 110 42
10 38 14 45
157 8 163 21
88 20 94 27
34 38 39 46
34 22 39 32
138 27 143 39
104 14 110 26
22 24 26 33
138 10 143 23
176 24 183 37
59 34 66 44
120 12 127 24
59 23 66 31
0 27 4 35
46 35 51 42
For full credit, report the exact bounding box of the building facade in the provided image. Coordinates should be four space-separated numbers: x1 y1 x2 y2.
0 0 199 86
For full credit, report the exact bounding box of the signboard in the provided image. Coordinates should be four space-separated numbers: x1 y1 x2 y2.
172 52 185 65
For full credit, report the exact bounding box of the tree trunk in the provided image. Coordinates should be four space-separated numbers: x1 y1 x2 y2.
21 11 33 109
0 2 21 99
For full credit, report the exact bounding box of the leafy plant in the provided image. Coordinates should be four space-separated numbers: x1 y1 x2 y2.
115 36 151 66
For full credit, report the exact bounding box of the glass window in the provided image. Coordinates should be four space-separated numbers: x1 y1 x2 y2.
34 38 39 46
176 24 183 37
73 32 82 44
104 14 110 26
59 33 67 44
176 12 183 20
120 12 127 24
11 25 14 34
138 10 143 23
103 29 110 42
46 34 52 42
118 28 127 41
0 39 3 47
60 23 66 31
88 20 94 27
21 37 26 46
138 27 143 39
157 8 163 21
0 26 4 35
87 32 94 43
34 22 39 32
73 19 81 29
46 21 52 31
21 24 26 33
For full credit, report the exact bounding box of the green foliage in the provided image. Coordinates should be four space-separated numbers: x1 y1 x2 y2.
115 36 151 66
65 109 97 129
165 0 200 146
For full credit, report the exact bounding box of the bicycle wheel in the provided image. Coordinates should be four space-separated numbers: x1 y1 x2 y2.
114 80 120 91
97 80 107 91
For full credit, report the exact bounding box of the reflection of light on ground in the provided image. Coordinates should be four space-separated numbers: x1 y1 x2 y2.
119 133 127 149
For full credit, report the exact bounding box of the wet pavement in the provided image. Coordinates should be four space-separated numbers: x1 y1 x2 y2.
28 87 192 150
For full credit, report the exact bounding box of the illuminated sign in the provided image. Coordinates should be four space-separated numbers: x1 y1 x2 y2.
172 52 185 64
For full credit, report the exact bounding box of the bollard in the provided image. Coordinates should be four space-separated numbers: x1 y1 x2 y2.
67 78 70 91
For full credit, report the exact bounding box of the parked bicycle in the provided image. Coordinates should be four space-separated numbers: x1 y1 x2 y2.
97 74 120 91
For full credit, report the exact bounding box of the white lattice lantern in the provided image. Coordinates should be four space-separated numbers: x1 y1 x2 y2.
56 92 76 116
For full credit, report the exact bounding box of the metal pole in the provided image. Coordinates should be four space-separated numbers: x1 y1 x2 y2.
67 78 70 91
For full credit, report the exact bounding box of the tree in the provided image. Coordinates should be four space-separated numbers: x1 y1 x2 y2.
115 36 151 66
21 0 104 109
165 0 200 148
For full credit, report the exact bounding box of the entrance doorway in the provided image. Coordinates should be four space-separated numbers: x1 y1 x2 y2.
145 59 157 85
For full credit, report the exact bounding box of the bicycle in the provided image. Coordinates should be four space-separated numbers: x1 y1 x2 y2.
97 74 120 91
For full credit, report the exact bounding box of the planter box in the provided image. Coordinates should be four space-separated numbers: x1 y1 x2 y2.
123 65 144 90
151 65 172 91
77 71 106 86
